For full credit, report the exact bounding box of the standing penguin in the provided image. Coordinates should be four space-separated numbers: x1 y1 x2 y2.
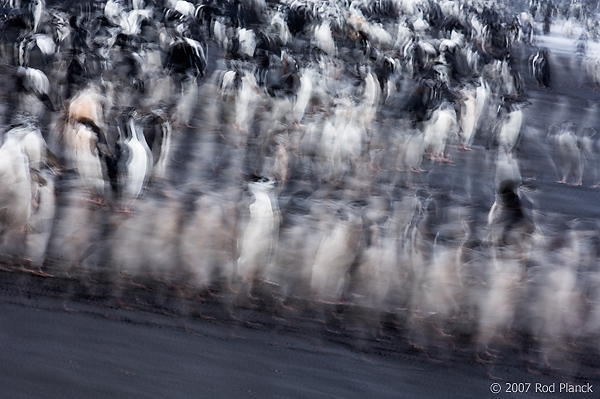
64 86 109 167
72 120 113 204
423 104 457 162
25 168 56 274
487 178 533 252
117 112 153 210
497 99 526 153
14 66 54 119
0 132 33 259
457 86 477 150
530 49 551 88
236 177 280 290
0 122 55 273
553 122 583 186
140 111 172 181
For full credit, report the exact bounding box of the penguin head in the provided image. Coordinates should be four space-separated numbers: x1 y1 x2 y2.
498 179 520 205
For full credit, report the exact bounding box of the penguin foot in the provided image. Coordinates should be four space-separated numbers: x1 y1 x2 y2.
85 196 107 207
19 265 53 277
62 300 78 313
0 264 13 272
234 124 251 135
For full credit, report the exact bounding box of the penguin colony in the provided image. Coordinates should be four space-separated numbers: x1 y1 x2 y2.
1 0 600 369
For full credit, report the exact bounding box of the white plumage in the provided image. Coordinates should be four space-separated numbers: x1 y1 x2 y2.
237 28 257 59
235 71 261 133
32 0 45 33
181 193 236 289
310 203 362 302
292 68 314 124
0 123 52 267
73 122 108 199
17 67 50 97
458 88 477 149
168 0 196 17
67 87 107 131
314 21 336 55
554 124 582 185
475 78 490 130
424 106 457 161
360 70 380 128
26 169 55 269
476 256 523 354
498 106 523 153
122 118 152 206
237 180 280 283
151 119 172 181
0 134 32 234
5 124 46 171
270 9 291 45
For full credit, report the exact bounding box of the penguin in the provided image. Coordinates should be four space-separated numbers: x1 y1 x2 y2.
30 0 46 34
487 179 532 249
5 122 47 172
401 79 436 128
25 168 56 274
180 190 237 292
291 67 314 124
67 86 108 140
496 99 526 153
310 201 363 303
423 104 457 162
457 86 477 150
313 21 336 56
0 131 33 258
164 36 207 87
71 119 113 204
141 111 172 181
530 49 551 88
18 33 55 72
165 0 198 19
236 176 280 289
15 66 55 116
236 27 256 59
117 112 153 209
553 122 583 186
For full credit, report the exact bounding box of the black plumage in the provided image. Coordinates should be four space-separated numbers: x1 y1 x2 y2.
531 49 551 88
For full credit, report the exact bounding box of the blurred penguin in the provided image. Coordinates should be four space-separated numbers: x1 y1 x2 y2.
71 120 115 204
423 104 457 162
310 203 363 304
117 111 153 210
457 85 477 150
14 66 54 121
0 129 32 260
487 177 534 263
64 86 110 166
530 49 551 88
25 168 56 275
140 111 172 182
236 177 280 300
496 98 526 153
552 122 583 186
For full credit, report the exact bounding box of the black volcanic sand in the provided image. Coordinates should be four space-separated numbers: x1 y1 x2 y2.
1 268 599 399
